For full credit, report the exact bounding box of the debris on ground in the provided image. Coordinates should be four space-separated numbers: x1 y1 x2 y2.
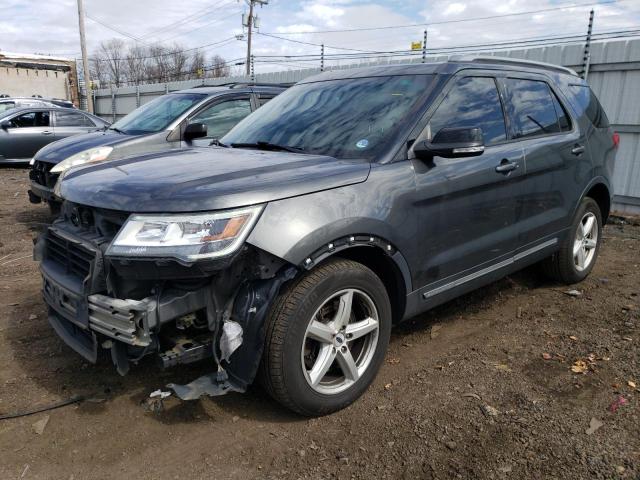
585 417 604 435
463 393 481 401
481 405 500 417
565 289 582 297
571 360 589 374
31 415 49 435
542 352 552 360
628 380 637 389
609 396 629 413
149 389 172 400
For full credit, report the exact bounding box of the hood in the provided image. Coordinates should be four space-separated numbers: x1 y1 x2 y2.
34 130 141 164
59 147 371 212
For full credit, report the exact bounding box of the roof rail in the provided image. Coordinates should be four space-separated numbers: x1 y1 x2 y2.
193 81 294 89
450 55 578 76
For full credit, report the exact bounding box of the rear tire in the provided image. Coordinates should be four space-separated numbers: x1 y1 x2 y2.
543 197 602 284
259 259 391 416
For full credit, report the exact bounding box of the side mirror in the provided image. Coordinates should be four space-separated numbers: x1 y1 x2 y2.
414 127 484 160
0 120 10 130
183 122 207 142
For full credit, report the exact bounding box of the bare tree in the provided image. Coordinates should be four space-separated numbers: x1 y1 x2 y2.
97 39 127 87
189 49 206 80
90 38 231 86
125 44 148 85
210 54 230 78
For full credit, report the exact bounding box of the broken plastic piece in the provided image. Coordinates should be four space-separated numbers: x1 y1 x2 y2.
220 320 243 362
149 389 171 399
167 369 244 400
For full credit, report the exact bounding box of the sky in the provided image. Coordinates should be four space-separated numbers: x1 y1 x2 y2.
1 0 640 73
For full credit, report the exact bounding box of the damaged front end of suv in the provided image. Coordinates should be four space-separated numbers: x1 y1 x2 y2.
34 198 297 398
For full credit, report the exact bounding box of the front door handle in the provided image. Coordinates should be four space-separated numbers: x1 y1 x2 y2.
495 159 519 174
571 144 585 156
42 130 53 136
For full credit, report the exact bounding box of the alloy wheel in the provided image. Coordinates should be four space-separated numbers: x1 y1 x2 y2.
301 289 379 395
573 212 598 272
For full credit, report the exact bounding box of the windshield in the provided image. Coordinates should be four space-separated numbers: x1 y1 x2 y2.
111 93 206 135
222 75 433 159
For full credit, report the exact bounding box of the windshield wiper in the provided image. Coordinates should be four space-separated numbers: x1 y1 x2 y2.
209 139 229 147
108 126 126 134
230 141 305 153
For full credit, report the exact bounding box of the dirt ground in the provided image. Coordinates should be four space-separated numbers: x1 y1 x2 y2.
0 167 638 480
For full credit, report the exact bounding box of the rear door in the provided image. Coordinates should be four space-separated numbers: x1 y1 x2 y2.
53 110 102 140
187 95 252 147
499 75 585 248
0 109 53 159
412 73 525 289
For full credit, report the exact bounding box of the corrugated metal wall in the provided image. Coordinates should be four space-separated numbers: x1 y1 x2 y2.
93 38 640 213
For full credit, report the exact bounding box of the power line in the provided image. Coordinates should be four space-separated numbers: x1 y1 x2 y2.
85 13 150 45
156 9 242 42
261 0 628 36
256 27 640 60
253 29 640 64
138 0 236 39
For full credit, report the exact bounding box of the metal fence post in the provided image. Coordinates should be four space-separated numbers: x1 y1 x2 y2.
321 44 325 72
111 89 116 123
422 30 428 63
581 9 594 80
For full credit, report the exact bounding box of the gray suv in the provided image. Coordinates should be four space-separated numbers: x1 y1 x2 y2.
34 57 617 416
28 83 287 210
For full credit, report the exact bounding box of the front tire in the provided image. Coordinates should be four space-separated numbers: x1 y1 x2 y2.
543 197 603 284
260 259 391 416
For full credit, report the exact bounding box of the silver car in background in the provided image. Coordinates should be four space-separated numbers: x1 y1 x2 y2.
0 107 109 165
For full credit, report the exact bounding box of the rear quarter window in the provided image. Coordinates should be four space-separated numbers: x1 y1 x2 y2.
568 85 610 128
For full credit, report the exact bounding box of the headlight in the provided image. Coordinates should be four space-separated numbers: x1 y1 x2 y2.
29 158 35 166
106 206 264 262
50 146 113 174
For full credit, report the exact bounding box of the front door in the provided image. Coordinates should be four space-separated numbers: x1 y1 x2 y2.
0 110 53 160
411 74 524 290
187 96 253 147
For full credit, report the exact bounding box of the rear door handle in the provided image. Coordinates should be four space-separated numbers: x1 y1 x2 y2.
495 159 519 174
42 130 53 136
571 144 585 156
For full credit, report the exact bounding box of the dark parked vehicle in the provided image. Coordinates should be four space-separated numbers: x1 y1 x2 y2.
0 107 108 165
35 57 617 415
28 83 287 210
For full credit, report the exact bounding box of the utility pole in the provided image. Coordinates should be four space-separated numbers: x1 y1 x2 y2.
320 43 325 72
76 0 93 113
581 9 595 80
244 0 268 77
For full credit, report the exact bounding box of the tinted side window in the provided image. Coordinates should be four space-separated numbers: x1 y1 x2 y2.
258 96 275 106
429 77 506 145
9 111 50 128
504 79 560 139
549 90 572 132
190 99 252 139
55 110 95 127
0 102 15 113
569 85 610 128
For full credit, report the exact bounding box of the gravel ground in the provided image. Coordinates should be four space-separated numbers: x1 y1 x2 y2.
0 167 638 479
